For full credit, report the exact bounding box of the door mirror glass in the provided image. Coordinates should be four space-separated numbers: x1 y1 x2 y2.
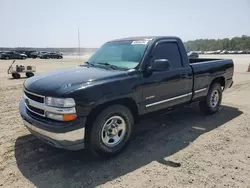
148 59 171 72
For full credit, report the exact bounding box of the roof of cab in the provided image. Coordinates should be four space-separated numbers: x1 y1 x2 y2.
108 36 181 42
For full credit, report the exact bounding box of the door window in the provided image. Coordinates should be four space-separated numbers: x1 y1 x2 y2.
152 42 183 68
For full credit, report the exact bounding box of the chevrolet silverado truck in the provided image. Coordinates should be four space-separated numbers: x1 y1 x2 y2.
19 36 234 157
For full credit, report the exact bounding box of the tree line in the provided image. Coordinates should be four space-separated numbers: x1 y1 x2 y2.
184 35 250 52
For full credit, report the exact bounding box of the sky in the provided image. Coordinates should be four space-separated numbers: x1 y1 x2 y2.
1 0 250 48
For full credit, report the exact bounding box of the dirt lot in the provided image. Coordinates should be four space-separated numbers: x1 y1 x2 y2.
0 55 250 188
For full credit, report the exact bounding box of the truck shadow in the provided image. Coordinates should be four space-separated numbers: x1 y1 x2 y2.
14 105 242 188
8 77 27 80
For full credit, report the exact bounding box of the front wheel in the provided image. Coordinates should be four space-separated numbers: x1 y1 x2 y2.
89 105 134 157
199 83 222 115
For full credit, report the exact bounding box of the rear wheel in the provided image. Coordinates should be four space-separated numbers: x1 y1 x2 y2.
5 56 10 60
12 73 21 79
89 105 134 157
22 56 26 60
26 72 34 78
199 83 222 115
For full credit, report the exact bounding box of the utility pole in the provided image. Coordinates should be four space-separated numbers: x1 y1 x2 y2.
77 28 81 60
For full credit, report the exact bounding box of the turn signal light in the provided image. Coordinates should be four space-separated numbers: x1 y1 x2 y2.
62 114 77 121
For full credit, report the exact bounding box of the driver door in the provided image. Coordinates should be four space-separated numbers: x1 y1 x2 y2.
142 40 192 113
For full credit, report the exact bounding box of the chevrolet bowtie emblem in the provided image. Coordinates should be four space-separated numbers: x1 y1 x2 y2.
25 98 29 105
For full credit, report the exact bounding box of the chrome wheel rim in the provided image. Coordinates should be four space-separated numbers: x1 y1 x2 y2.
101 116 126 147
210 90 219 108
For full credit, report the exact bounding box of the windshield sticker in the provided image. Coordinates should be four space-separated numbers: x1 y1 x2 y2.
131 40 149 45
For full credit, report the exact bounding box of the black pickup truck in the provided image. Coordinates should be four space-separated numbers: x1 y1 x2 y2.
19 36 234 157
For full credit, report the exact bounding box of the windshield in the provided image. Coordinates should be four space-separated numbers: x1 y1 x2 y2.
86 40 149 70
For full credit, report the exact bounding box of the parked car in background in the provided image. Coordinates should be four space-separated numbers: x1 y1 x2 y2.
37 51 48 58
245 50 250 54
18 51 37 58
29 52 39 59
237 51 245 54
205 51 215 54
40 52 63 59
197 51 204 54
187 51 199 59
228 51 236 54
220 50 229 54
213 50 222 54
0 51 27 60
30 51 50 59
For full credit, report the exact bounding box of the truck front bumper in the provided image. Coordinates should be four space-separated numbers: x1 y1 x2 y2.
19 100 86 150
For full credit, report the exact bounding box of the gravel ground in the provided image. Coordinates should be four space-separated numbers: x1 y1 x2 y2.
0 55 250 188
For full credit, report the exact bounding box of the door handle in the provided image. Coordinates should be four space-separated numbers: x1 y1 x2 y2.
180 73 188 78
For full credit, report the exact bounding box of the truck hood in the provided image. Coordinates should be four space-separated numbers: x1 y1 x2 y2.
24 66 127 96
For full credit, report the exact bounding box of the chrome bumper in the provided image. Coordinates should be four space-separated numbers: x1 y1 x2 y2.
23 119 85 150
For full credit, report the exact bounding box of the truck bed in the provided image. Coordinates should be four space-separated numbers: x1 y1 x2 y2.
189 58 221 64
189 58 234 101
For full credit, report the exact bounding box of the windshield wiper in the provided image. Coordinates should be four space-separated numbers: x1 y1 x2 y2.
97 62 119 70
80 61 95 67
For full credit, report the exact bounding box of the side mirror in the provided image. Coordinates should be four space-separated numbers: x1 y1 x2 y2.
148 59 171 72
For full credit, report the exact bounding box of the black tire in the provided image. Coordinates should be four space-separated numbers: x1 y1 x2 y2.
12 73 21 79
5 56 10 60
22 56 26 60
46 56 50 59
199 83 222 115
26 72 34 78
89 105 134 157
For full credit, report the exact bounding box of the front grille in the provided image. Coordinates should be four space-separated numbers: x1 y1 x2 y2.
26 109 47 121
24 89 45 117
27 104 44 115
24 91 44 103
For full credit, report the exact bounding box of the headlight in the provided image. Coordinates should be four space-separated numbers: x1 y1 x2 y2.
45 97 75 107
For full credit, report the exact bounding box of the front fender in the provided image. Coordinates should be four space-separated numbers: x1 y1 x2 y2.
68 83 139 117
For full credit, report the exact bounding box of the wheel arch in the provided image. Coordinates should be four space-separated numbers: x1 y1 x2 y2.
86 97 139 129
210 76 225 90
